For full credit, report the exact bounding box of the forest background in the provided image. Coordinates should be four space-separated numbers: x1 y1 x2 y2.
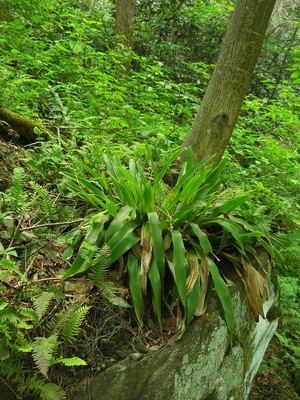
0 0 299 399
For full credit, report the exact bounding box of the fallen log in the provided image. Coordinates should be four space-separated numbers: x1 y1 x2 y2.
0 107 53 144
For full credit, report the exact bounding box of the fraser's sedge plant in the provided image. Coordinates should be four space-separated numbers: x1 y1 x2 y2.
61 148 274 338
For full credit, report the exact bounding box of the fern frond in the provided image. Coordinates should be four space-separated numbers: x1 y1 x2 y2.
19 307 40 325
51 356 87 367
0 258 26 281
4 167 28 214
33 291 56 320
47 308 73 333
101 284 130 308
31 335 58 377
30 181 58 222
89 244 111 286
25 376 66 400
1 307 33 333
62 306 90 343
0 359 25 383
79 241 98 262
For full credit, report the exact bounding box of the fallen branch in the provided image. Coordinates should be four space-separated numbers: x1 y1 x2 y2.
19 219 85 232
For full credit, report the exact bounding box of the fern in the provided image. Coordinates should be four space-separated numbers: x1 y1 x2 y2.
62 306 90 343
47 305 90 343
51 356 87 367
25 376 66 400
4 167 28 214
88 244 111 286
32 335 58 377
33 291 56 320
79 241 98 262
30 181 59 223
0 258 26 281
46 308 71 334
87 245 129 307
101 283 130 308
0 304 32 352
0 359 25 383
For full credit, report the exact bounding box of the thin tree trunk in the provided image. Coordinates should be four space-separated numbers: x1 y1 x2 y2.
182 0 276 165
115 0 135 74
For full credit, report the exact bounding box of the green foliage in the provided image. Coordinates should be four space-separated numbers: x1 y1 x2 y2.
226 84 300 232
61 306 90 343
61 149 273 338
0 259 88 399
33 292 56 320
0 0 299 395
2 167 28 215
276 276 300 371
32 335 59 377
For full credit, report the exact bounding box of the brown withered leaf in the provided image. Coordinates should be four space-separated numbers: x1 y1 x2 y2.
166 255 176 282
194 256 210 316
239 257 269 321
140 223 153 296
186 252 199 296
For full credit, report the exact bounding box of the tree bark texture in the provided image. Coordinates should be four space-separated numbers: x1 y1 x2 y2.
115 0 135 74
115 0 135 49
0 107 52 144
182 0 276 165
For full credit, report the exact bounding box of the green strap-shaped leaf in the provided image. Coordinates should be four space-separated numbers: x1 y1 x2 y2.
190 223 212 255
129 158 138 181
148 211 166 280
64 172 113 205
105 205 134 242
63 179 103 209
106 220 138 248
143 181 154 213
187 274 200 327
103 155 118 179
173 201 205 227
207 257 234 340
153 147 184 191
110 176 137 208
171 230 187 307
203 218 245 253
110 231 140 264
148 258 162 325
62 221 105 280
127 253 143 326
207 195 249 220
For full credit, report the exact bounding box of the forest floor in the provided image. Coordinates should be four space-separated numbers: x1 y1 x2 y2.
250 339 300 400
1 140 299 400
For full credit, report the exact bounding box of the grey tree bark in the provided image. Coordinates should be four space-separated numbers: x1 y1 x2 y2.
182 0 277 165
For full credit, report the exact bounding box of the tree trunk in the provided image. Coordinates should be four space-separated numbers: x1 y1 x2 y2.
115 0 135 73
182 0 276 165
0 107 53 144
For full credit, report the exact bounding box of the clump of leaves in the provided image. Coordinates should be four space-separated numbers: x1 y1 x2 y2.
61 148 273 338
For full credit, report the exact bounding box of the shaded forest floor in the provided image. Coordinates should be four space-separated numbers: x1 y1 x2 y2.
250 338 300 400
1 139 299 399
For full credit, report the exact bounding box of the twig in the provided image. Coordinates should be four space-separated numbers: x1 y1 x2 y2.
19 218 84 232
8 215 24 248
0 376 21 399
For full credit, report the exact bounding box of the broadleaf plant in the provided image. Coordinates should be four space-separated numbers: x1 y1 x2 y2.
61 148 274 338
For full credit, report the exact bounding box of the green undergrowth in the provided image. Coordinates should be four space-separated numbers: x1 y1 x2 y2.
0 0 299 398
